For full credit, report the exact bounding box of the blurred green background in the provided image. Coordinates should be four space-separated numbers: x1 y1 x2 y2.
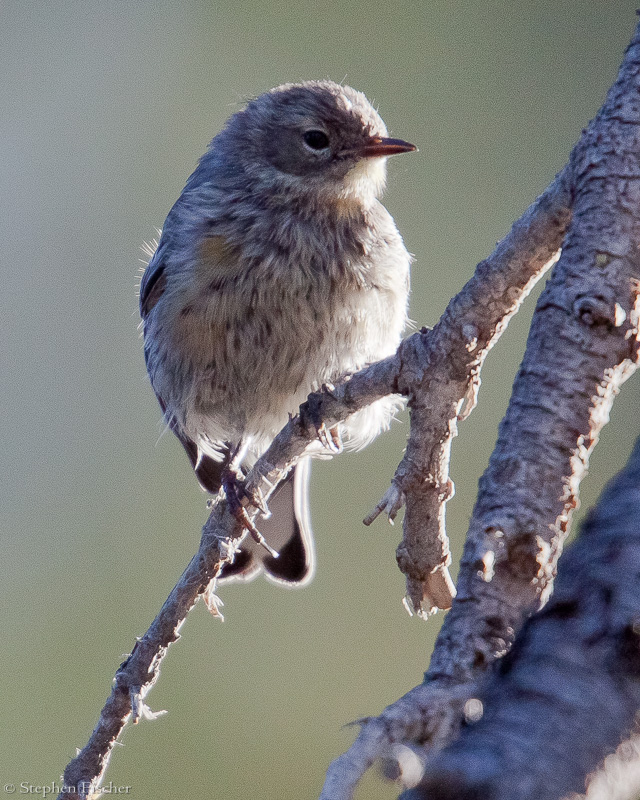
2 2 639 798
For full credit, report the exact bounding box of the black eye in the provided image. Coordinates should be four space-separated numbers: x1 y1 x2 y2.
303 130 330 150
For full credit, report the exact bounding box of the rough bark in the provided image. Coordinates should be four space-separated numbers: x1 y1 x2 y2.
403 437 640 800
321 17 640 800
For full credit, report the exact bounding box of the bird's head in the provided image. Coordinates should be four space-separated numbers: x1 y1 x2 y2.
204 80 416 209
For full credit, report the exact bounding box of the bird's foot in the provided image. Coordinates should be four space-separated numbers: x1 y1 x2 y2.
221 467 279 559
300 385 343 454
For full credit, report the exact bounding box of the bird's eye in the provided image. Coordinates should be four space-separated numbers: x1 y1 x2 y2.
303 130 330 150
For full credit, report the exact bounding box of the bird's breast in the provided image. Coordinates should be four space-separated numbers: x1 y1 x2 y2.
149 209 409 451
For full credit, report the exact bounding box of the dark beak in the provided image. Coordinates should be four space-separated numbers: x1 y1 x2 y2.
358 136 417 158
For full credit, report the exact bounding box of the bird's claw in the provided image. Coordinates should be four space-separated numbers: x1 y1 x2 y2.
317 422 343 454
221 468 279 558
300 389 343 453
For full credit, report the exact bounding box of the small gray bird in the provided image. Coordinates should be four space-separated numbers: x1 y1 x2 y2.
139 80 415 586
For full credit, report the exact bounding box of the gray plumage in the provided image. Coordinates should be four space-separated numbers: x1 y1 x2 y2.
139 80 414 585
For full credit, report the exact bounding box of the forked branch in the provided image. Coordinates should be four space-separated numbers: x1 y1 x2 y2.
56 171 569 800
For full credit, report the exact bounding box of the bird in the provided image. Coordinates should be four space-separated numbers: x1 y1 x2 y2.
139 80 415 587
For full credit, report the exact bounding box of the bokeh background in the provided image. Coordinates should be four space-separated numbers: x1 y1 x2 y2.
2 2 639 798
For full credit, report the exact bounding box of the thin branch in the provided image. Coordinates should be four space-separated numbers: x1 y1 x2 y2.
58 504 238 800
59 60 575 800
403 436 640 800
385 173 569 617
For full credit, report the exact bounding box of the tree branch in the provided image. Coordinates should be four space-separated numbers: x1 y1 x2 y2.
321 18 640 800
378 169 570 616
403 435 640 800
58 503 239 799
59 19 640 800
428 12 640 684
57 165 569 797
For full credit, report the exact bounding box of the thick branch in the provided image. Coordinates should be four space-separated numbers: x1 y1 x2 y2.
428 17 640 687
404 436 640 800
322 20 640 800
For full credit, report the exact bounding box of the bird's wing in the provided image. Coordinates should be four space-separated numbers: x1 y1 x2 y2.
140 249 231 493
140 240 314 585
139 251 167 320
155 391 230 494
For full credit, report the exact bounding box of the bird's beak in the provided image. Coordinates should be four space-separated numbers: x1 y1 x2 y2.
357 136 417 159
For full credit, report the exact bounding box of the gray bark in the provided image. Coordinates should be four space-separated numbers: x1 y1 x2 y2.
403 437 640 800
322 16 640 800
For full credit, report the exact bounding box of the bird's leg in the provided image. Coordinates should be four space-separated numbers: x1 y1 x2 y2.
300 383 344 454
221 444 278 559
225 440 268 514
